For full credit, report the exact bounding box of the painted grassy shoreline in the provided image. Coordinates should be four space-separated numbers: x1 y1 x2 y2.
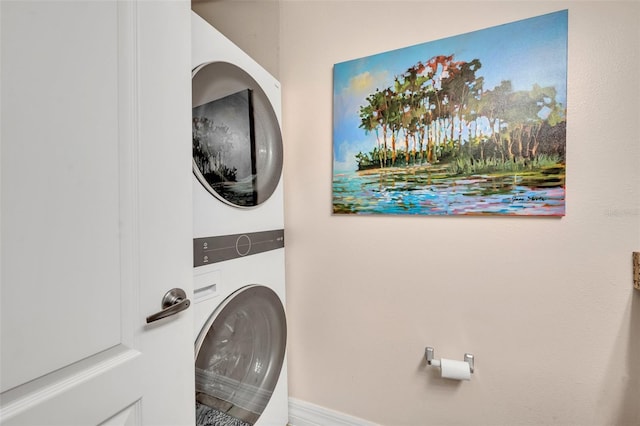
350 159 565 189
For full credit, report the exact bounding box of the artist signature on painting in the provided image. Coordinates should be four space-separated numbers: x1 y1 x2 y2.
511 195 547 203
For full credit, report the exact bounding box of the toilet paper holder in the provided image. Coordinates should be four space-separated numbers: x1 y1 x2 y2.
425 347 474 374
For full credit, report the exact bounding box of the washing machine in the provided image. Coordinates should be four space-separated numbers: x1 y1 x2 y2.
191 11 288 426
193 251 288 426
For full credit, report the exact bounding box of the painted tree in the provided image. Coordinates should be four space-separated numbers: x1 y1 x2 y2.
355 52 565 172
384 87 401 165
476 80 512 161
441 58 482 151
358 96 380 166
359 89 391 167
526 84 562 158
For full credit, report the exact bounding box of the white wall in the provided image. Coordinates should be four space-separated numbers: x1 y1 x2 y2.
280 1 639 425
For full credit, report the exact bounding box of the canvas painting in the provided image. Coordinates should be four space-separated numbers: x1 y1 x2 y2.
193 89 258 207
333 10 568 216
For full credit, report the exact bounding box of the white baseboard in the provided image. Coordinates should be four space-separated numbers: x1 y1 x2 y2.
288 398 379 426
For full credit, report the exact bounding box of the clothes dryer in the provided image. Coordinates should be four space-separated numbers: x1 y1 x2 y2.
192 11 284 241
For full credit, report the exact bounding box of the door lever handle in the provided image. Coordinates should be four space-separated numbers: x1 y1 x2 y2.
146 288 191 323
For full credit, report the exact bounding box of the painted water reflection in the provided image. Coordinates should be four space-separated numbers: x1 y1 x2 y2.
333 168 565 216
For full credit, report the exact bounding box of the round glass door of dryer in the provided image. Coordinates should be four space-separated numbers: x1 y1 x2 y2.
192 62 283 208
194 285 287 426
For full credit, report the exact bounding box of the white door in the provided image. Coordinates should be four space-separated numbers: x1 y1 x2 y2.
0 1 194 425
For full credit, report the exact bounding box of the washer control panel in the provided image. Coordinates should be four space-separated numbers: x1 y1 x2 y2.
193 229 284 267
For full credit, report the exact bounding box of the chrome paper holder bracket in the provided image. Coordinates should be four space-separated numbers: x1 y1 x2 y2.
425 346 474 374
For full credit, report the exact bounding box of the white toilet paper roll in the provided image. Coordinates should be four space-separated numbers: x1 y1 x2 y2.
440 358 471 380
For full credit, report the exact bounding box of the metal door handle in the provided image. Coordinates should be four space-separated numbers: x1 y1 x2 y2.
146 288 191 323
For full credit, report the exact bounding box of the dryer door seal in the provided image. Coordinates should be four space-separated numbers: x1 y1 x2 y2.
194 285 286 426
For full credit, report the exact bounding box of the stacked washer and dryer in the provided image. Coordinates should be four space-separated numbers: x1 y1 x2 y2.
191 12 288 426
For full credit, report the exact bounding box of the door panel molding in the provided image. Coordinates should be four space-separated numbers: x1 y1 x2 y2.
1 347 141 425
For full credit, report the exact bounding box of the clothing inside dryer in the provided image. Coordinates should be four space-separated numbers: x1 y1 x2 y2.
195 285 286 426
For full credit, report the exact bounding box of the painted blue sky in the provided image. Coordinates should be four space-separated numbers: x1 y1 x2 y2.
333 10 568 172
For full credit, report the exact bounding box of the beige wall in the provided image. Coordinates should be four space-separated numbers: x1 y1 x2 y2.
192 0 280 79
280 1 640 425
192 1 640 424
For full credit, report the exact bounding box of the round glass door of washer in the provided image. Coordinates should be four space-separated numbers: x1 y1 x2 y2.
192 62 283 208
194 285 287 426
